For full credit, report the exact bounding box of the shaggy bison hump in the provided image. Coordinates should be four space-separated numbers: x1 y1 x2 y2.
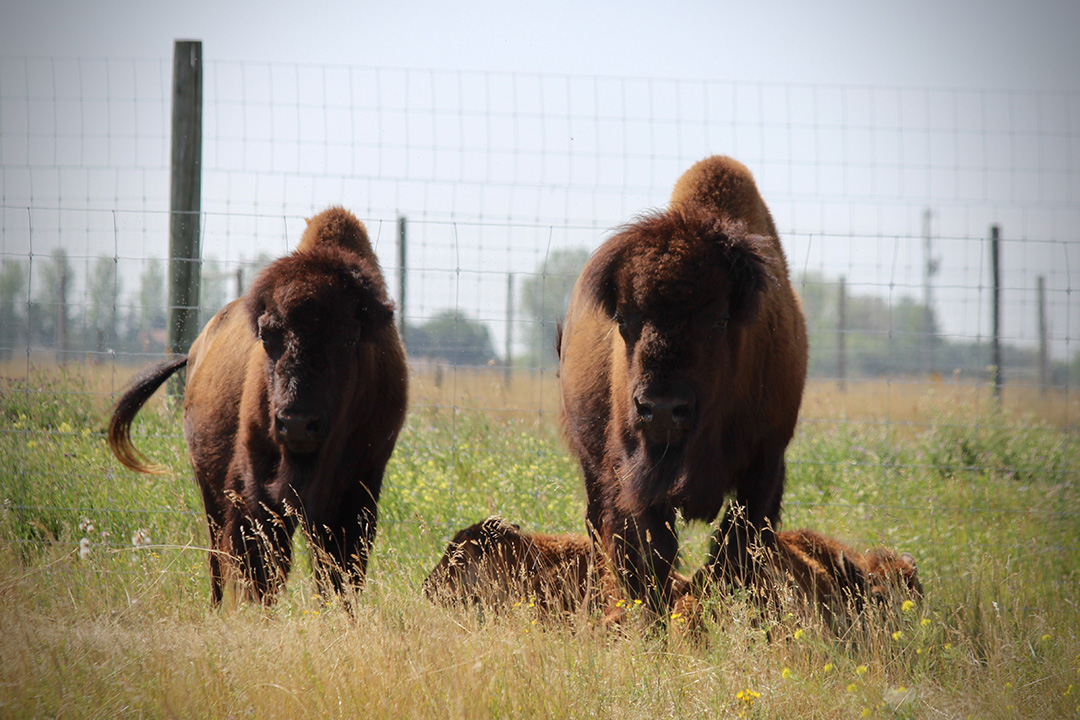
559 155 808 608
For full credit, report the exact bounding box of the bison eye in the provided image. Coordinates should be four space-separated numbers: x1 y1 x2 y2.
257 319 284 358
713 316 730 334
613 310 633 340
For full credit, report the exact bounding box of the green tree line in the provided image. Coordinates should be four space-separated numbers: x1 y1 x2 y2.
2 250 1076 386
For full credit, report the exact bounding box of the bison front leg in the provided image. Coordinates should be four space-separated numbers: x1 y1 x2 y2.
306 486 379 604
703 447 785 592
602 503 679 617
225 499 298 605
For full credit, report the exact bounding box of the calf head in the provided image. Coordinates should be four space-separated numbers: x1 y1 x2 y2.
422 517 532 605
581 207 773 510
864 549 923 603
245 246 393 456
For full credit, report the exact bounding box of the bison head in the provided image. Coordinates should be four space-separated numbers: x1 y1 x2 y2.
581 207 773 510
245 246 394 456
422 517 530 606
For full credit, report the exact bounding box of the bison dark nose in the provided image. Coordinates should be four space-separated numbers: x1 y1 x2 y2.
634 390 696 445
276 413 323 452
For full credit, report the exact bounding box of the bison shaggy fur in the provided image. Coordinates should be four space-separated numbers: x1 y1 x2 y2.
558 155 808 610
422 517 598 618
108 206 408 606
675 529 922 637
769 529 922 623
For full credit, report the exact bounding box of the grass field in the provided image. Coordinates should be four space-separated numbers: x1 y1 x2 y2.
1 361 1078 718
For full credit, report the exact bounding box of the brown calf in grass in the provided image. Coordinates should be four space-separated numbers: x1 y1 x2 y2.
558 155 808 612
423 517 693 621
108 207 408 606
422 517 598 618
674 529 923 636
769 529 922 623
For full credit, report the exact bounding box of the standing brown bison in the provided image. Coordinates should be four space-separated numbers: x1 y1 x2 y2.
108 207 408 606
558 156 807 611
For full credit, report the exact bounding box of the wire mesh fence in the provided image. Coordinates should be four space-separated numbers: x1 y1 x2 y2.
1 54 1077 566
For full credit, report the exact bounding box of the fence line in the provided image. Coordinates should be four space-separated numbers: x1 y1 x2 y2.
0 55 1077 559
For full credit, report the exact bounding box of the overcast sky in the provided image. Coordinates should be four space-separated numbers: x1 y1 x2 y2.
3 0 1079 92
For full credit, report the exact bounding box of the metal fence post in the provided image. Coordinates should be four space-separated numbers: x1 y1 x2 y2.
990 224 1002 400
397 216 407 339
837 275 846 392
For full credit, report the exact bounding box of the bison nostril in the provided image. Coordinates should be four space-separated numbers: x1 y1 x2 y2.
634 397 654 422
635 391 696 436
277 413 322 441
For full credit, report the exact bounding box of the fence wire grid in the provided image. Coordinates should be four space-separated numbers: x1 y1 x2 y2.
0 55 1077 569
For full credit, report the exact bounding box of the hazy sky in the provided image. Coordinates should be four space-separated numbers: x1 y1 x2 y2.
3 0 1079 92
2 0 1078 362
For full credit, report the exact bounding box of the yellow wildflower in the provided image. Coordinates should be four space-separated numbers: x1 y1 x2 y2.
901 599 915 612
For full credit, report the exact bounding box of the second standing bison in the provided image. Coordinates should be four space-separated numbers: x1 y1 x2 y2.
558 155 808 611
108 207 407 606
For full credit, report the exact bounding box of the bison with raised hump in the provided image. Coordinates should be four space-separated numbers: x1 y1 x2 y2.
558 156 808 612
108 207 408 606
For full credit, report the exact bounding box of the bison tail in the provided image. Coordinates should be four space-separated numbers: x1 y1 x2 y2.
107 355 188 474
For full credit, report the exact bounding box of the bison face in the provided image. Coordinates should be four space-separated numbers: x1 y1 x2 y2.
581 208 772 507
246 247 394 457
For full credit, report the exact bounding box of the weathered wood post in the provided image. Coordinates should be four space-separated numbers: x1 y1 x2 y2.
168 40 203 388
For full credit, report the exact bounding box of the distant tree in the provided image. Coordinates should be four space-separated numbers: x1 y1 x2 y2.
519 247 590 370
406 309 496 367
0 260 26 359
86 256 121 353
133 258 166 353
797 272 943 379
36 249 73 359
198 256 229 328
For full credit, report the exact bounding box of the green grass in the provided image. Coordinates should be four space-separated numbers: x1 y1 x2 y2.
1 366 1078 718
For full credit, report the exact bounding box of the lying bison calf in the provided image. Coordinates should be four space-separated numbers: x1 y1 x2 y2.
424 517 694 623
108 207 408 606
559 155 808 611
422 517 598 618
676 529 922 635
770 529 922 623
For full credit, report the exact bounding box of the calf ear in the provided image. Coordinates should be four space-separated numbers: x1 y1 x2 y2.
725 231 774 325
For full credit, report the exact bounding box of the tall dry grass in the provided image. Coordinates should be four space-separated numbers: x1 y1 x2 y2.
0 360 1077 718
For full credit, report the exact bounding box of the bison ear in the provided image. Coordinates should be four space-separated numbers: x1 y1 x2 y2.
726 232 774 325
357 297 395 339
578 244 621 316
244 291 268 337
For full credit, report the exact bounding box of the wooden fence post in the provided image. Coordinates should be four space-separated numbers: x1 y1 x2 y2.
167 40 203 375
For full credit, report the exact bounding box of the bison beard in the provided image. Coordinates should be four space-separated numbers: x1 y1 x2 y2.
108 206 407 607
559 156 808 613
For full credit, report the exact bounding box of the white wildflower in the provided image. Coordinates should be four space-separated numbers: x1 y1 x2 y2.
78 537 91 559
